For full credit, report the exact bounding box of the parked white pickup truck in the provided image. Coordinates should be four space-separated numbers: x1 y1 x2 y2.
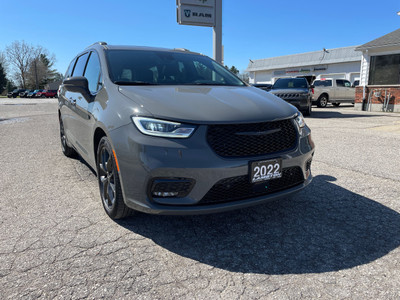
312 78 355 107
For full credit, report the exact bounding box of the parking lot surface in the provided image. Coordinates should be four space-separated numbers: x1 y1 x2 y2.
0 99 399 299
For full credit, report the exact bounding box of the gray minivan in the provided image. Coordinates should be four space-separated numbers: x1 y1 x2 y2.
58 42 315 219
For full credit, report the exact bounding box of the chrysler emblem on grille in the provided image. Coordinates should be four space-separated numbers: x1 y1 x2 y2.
235 128 281 136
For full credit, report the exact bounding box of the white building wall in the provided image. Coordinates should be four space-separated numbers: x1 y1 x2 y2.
252 71 273 84
251 61 360 85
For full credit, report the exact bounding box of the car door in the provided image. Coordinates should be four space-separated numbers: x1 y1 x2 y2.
70 51 102 163
343 80 354 102
59 57 78 147
63 52 90 154
335 79 346 100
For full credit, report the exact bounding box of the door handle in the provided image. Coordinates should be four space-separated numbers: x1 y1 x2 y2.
69 98 76 106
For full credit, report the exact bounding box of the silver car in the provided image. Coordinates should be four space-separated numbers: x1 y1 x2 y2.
58 42 315 219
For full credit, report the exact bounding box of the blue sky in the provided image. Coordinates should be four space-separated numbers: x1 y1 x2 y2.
1 0 400 76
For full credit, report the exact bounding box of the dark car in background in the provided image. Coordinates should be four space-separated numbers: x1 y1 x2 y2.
7 89 26 98
27 89 43 98
19 89 34 97
58 42 315 219
269 78 313 116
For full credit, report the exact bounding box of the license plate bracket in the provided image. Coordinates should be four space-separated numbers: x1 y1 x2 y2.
250 159 282 184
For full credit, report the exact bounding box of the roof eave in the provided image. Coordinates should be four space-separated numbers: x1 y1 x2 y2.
356 43 400 51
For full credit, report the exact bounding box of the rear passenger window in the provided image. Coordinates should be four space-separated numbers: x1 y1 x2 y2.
84 52 102 94
72 53 89 77
314 80 332 87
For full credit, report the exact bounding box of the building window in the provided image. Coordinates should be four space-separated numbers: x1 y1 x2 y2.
369 54 400 85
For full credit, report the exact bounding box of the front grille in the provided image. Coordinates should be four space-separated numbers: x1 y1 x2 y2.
276 93 301 99
207 119 297 158
199 167 304 205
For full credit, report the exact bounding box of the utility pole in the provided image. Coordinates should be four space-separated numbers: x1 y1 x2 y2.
34 58 39 89
213 0 222 63
177 0 222 62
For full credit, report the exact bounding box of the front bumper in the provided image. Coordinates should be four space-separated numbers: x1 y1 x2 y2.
109 121 315 215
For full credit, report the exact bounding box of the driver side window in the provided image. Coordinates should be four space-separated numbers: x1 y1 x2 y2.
84 52 102 94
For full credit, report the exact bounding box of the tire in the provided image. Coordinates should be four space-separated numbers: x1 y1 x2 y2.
97 136 133 219
41 95 45 98
317 95 328 108
59 118 76 158
332 103 340 107
302 104 312 116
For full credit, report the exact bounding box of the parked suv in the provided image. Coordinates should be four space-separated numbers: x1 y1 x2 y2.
36 89 57 98
19 89 33 98
269 78 313 116
7 89 25 98
27 89 43 98
312 78 355 107
58 42 315 219
44 90 58 98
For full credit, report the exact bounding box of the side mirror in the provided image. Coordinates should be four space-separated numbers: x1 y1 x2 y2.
63 76 92 101
310 84 315 89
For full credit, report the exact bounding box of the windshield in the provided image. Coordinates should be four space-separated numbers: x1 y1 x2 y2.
106 50 245 86
272 78 308 89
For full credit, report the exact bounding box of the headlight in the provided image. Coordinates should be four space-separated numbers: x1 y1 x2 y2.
295 112 306 128
132 117 196 138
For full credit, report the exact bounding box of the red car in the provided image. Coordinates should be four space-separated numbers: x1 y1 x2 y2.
44 90 58 98
36 90 57 98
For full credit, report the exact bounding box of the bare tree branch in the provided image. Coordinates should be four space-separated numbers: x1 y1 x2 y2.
5 41 35 88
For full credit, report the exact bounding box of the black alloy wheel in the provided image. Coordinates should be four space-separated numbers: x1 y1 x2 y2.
97 137 132 219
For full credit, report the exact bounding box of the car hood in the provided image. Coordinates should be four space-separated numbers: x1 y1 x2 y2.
270 88 309 94
118 85 298 124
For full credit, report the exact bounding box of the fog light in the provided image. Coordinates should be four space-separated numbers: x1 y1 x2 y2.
153 191 179 197
150 178 195 198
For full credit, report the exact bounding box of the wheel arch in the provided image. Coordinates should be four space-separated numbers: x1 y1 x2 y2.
93 127 107 165
318 93 329 100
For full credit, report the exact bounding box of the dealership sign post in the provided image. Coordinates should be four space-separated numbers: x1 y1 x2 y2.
177 0 222 63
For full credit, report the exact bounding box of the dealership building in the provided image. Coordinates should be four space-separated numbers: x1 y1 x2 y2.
246 46 361 85
355 28 400 112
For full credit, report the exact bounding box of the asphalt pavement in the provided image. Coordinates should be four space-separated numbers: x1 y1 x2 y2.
0 99 399 299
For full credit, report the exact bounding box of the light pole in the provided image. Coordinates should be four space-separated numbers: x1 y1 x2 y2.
213 0 222 63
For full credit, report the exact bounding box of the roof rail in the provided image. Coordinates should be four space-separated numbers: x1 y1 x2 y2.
173 48 203 55
173 48 191 52
86 41 108 49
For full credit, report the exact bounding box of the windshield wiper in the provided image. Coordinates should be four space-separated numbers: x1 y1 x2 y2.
114 81 158 86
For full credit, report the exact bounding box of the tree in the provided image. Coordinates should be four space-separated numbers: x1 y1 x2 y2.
225 65 239 75
26 53 57 89
5 41 35 88
5 80 16 93
0 62 7 94
239 72 250 83
5 41 58 89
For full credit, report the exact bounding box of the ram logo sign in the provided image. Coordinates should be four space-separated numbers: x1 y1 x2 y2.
177 0 215 27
